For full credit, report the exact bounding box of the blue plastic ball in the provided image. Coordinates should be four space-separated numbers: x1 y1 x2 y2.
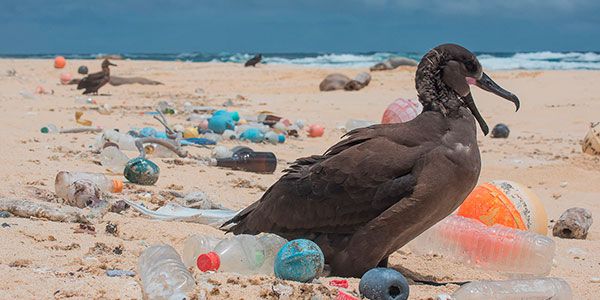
139 127 157 137
208 115 235 134
359 268 409 300
124 157 160 185
274 239 324 282
278 134 286 143
240 128 264 143
491 123 510 138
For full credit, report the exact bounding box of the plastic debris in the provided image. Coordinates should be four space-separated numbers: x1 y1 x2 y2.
138 245 195 299
124 199 238 228
106 269 135 277
451 277 572 300
359 268 409 300
0 198 89 224
274 239 324 282
552 207 593 239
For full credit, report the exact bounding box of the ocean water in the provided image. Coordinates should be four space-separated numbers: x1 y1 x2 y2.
1 51 599 70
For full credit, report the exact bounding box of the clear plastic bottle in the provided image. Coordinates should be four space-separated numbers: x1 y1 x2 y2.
75 96 96 105
138 245 195 300
101 130 138 151
100 145 130 174
451 277 572 300
257 233 288 275
409 215 555 276
196 234 266 274
182 235 222 268
55 171 123 196
345 119 375 131
40 124 59 134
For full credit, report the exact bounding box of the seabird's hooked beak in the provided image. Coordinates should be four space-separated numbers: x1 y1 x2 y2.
463 72 520 136
475 73 520 111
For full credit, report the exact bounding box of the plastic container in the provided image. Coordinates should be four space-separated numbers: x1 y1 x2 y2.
55 171 123 208
258 233 288 275
381 98 423 124
345 119 375 131
451 277 572 300
458 180 548 235
41 124 59 134
138 245 195 300
409 215 555 276
55 171 123 196
197 234 267 274
101 130 138 151
182 235 222 268
215 147 277 173
100 145 129 174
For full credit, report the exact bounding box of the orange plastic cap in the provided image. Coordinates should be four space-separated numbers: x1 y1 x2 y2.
197 252 220 272
112 179 124 193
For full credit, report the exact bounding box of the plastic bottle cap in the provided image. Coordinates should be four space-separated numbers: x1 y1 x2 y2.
112 179 124 193
197 252 220 272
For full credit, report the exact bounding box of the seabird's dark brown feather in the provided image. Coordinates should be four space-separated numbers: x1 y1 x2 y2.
77 59 115 94
224 44 520 277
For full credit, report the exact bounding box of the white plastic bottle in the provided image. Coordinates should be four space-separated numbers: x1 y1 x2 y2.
101 130 138 151
451 277 572 300
409 215 555 276
41 124 59 134
138 245 195 300
100 145 130 174
55 171 123 196
182 235 222 268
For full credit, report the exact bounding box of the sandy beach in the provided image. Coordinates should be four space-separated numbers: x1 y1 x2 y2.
0 58 599 299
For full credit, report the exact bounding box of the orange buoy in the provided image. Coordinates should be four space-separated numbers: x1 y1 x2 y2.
307 124 324 137
458 180 548 234
60 73 72 85
54 56 67 68
381 98 423 124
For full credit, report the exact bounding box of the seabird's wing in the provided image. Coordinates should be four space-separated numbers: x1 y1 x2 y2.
77 71 104 89
225 116 445 236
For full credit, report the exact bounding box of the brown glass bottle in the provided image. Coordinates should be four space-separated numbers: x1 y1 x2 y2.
216 147 277 173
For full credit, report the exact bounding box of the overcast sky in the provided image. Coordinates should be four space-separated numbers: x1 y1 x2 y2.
1 0 598 54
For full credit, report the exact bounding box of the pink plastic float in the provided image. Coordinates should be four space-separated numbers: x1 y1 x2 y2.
381 98 423 124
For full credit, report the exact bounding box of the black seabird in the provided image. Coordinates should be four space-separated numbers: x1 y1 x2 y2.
77 59 116 95
224 44 520 277
244 54 262 67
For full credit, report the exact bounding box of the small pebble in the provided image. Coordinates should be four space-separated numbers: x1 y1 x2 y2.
560 181 568 188
0 211 11 218
106 269 135 277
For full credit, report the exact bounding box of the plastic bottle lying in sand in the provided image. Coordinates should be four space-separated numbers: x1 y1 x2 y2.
214 146 277 174
41 124 59 134
75 96 96 105
451 277 572 300
55 171 123 196
345 119 375 131
182 235 222 268
138 245 195 300
100 144 129 174
409 215 555 276
100 130 138 151
196 234 287 275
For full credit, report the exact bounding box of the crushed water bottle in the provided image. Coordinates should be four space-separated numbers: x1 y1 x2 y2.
55 171 123 207
100 144 129 174
100 130 138 151
138 245 195 300
195 234 287 275
451 277 572 300
410 215 555 276
182 235 222 268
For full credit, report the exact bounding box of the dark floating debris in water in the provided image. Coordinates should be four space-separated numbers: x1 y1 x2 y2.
491 123 510 138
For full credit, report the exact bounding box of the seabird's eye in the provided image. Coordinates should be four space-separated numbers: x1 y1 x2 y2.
464 61 477 73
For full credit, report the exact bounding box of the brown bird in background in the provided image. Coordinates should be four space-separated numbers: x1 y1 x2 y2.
223 44 520 277
77 59 116 94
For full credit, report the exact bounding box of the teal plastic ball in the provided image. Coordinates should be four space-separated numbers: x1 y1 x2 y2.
208 115 235 134
124 157 160 185
274 239 324 282
240 128 264 143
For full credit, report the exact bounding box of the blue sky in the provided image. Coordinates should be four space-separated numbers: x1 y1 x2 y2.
1 0 599 54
